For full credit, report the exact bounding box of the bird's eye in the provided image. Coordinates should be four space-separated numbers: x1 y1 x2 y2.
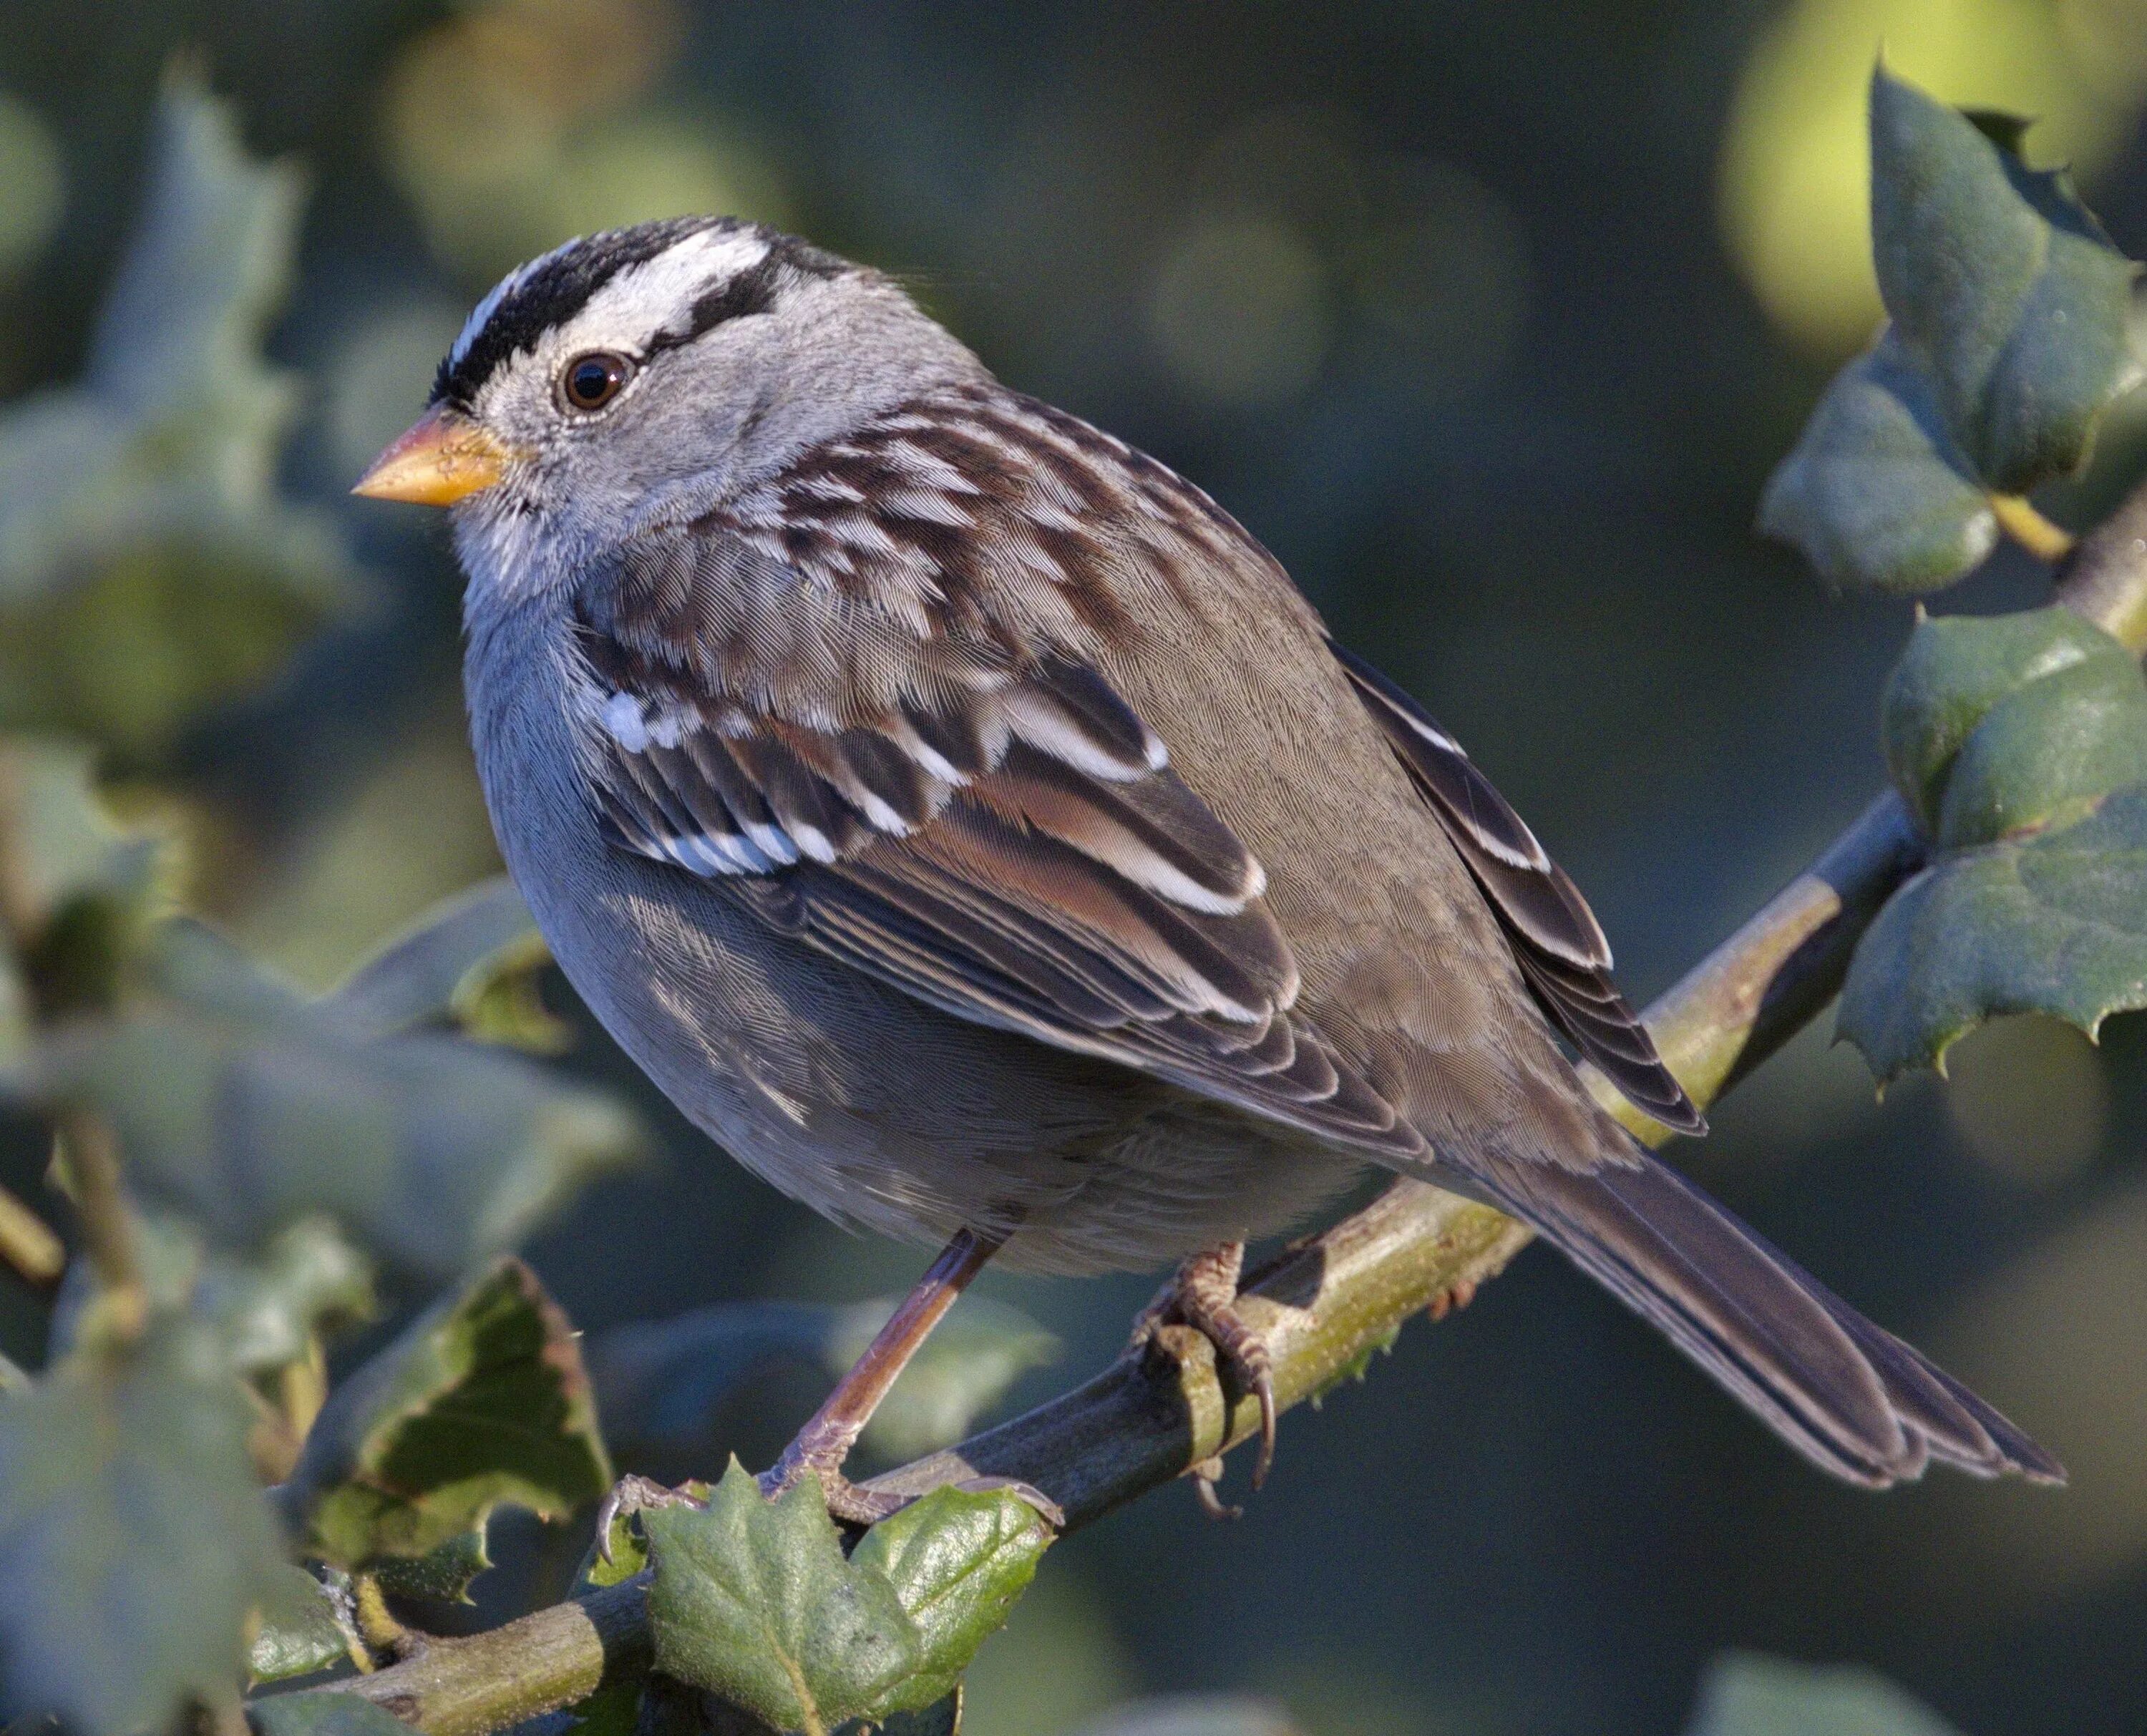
560 351 633 412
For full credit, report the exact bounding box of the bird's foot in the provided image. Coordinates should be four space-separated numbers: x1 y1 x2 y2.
759 1435 1066 1530
593 1473 706 1564
1129 1240 1276 1518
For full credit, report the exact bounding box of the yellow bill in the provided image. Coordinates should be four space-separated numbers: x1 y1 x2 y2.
353 405 520 505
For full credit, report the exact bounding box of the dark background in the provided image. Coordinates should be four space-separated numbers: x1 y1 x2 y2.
2 2 2143 1731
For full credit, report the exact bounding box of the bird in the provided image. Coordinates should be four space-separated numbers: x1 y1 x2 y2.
354 215 2062 1525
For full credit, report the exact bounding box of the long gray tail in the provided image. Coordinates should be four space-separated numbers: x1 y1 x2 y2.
1463 1145 2064 1486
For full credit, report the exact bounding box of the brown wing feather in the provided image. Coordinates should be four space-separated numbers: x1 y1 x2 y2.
1328 638 1705 1136
573 557 1421 1159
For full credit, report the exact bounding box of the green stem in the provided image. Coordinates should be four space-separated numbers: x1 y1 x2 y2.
269 472 2147 1736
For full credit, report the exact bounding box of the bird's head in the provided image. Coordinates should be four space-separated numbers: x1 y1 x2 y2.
354 218 980 567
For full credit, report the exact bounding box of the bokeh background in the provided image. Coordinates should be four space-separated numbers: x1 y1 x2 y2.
2 2 2146 1731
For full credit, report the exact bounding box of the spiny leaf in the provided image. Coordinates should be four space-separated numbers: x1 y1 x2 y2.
645 1462 919 1735
1757 330 1996 596
644 1464 1052 1732
1869 67 2143 494
278 1257 611 1575
0 1320 290 1736
1839 784 2147 1079
849 1485 1053 1712
1880 606 2133 832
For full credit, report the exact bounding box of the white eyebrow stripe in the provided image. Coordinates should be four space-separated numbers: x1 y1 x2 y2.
559 229 776 358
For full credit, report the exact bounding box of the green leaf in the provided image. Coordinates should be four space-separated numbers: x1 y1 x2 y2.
246 1563 359 1685
0 70 363 763
250 1693 428 1736
1686 1651 1965 1736
0 1320 290 1736
592 1297 1056 1471
1932 655 2147 849
645 1465 1053 1732
1838 784 2147 1078
849 1486 1053 1712
646 1462 920 1735
1757 331 1996 595
279 1257 611 1574
23 920 641 1279
1880 605 2133 831
329 877 556 1049
1869 67 2143 494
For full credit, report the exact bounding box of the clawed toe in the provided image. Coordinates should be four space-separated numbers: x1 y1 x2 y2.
595 1473 706 1564
1131 1241 1280 1512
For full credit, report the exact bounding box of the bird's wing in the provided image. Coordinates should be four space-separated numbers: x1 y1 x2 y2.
1327 638 1705 1136
570 475 1420 1159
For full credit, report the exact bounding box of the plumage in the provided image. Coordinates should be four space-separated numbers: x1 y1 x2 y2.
413 216 2058 1492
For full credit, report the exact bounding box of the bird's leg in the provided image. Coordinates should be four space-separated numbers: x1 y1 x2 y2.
755 1225 1008 1521
1129 1239 1276 1517
595 1226 1038 1551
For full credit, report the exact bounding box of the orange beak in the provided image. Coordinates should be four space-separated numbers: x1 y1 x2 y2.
352 405 520 505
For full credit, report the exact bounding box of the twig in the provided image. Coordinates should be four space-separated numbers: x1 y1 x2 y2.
57 1112 145 1343
0 1181 64 1290
1990 493 2076 563
273 473 2147 1736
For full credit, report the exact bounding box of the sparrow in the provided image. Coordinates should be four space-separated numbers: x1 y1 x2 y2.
355 216 2061 1523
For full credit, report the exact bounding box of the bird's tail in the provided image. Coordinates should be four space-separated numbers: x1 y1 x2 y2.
1461 1142 2064 1486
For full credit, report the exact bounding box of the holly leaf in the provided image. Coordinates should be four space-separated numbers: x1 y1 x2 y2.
848 1485 1053 1711
0 1320 290 1736
646 1463 920 1732
1869 67 2143 495
23 920 641 1279
278 1257 611 1575
644 1463 1052 1731
590 1296 1056 1469
1838 784 2147 1079
1758 330 1997 595
1879 605 2147 848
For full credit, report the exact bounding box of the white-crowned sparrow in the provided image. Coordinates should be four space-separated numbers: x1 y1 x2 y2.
356 217 2060 1521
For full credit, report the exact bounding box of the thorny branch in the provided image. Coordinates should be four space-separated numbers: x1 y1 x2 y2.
276 482 2147 1736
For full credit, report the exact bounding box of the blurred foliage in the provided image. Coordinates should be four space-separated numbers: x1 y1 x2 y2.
590 1294 1057 1471
1685 1652 1968 1736
0 72 363 766
0 1318 289 1736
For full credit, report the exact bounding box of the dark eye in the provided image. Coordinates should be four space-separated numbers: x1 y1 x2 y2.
560 351 633 411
